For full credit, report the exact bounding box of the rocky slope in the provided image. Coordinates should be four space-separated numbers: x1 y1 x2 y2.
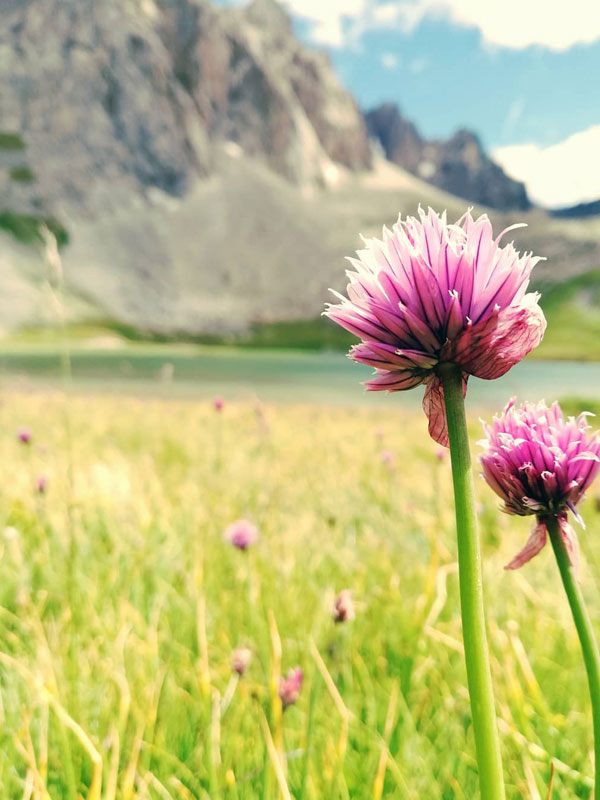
365 103 530 212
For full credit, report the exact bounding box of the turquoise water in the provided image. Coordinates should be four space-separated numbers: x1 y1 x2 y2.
1 347 599 409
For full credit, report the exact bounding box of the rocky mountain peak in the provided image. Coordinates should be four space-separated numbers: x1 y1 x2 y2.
365 103 530 211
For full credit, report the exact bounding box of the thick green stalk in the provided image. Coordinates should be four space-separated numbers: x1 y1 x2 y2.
439 362 505 800
547 515 600 798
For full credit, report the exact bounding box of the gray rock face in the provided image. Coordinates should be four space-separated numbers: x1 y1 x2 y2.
365 103 530 211
1 0 210 216
1 0 371 221
157 0 371 182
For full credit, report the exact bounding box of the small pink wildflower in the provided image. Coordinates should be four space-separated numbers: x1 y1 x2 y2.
36 475 48 494
279 667 302 709
213 396 225 412
325 208 546 445
223 519 259 550
231 646 252 676
18 428 32 445
435 446 447 462
380 449 395 469
480 399 600 571
333 589 355 623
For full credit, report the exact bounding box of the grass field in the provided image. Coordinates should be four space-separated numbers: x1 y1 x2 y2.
1 390 599 798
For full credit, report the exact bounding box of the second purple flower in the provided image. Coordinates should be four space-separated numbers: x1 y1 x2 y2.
480 399 600 570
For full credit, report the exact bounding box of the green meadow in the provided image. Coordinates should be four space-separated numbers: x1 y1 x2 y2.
0 388 599 798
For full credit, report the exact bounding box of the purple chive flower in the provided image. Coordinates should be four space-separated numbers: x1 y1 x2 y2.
278 667 303 709
480 399 600 570
18 428 32 445
333 589 355 623
213 396 225 412
223 519 259 550
231 646 252 676
325 208 546 445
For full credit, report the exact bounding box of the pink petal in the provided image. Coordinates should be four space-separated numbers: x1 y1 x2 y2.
365 370 425 391
464 296 546 380
505 518 547 570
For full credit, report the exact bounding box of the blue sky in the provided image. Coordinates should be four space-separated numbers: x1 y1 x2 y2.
221 0 600 206
329 23 600 149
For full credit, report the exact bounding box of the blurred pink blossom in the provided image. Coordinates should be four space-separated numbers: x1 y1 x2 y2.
223 519 259 550
333 589 355 623
231 646 252 676
18 428 32 445
435 446 447 462
279 667 302 709
380 449 395 469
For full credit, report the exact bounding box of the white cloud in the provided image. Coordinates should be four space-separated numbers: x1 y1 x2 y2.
282 0 600 50
281 0 368 46
493 126 600 208
408 0 600 51
380 52 400 68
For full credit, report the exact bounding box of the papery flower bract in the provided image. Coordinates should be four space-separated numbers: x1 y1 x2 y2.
278 667 302 709
223 519 259 550
325 208 546 445
231 646 252 676
333 589 355 623
480 399 600 570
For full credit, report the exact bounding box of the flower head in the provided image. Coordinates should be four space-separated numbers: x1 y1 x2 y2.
278 667 302 709
325 208 546 445
480 399 600 570
18 428 32 445
231 646 252 676
213 396 225 412
223 519 259 550
332 589 355 623
36 475 48 494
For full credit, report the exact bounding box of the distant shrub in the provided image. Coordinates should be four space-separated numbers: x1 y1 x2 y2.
240 318 355 350
560 397 600 418
0 132 25 150
0 211 69 248
9 166 35 183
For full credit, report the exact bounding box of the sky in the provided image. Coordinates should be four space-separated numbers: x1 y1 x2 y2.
222 0 600 207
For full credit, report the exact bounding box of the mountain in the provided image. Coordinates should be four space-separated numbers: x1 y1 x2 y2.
1 0 599 337
550 199 600 219
365 103 530 212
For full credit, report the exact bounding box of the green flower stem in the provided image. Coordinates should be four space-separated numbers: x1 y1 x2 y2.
439 362 505 800
547 515 600 798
